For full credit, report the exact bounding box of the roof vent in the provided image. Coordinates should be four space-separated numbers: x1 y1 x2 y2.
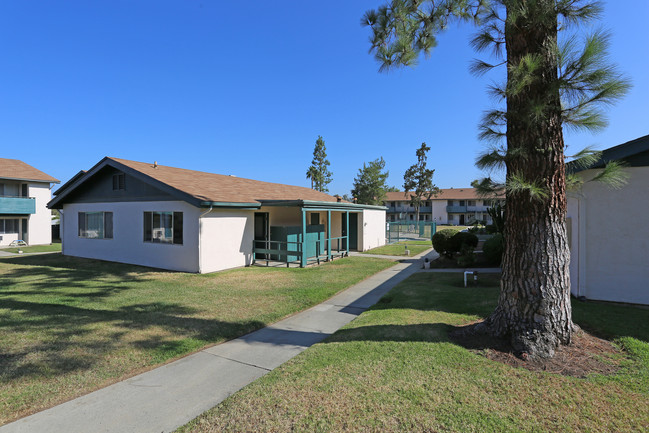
229 175 236 177
153 161 158 169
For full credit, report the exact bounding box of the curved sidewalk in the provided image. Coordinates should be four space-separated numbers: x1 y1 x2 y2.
1 251 436 433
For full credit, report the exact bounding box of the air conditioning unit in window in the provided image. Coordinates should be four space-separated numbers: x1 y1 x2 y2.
152 228 165 239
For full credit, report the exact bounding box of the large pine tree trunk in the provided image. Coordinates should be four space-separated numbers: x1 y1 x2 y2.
486 0 573 360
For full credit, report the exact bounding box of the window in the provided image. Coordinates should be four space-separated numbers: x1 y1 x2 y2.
144 211 183 244
310 213 320 225
390 201 396 208
447 200 453 206
0 219 19 234
468 200 476 207
21 184 28 197
459 200 465 206
448 214 454 221
78 212 113 239
112 173 126 191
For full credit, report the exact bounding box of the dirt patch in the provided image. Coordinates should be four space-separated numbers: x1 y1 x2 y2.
450 322 621 378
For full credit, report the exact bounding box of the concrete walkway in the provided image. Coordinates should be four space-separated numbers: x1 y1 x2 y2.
1 251 437 433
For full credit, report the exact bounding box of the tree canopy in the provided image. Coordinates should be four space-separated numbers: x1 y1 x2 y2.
306 136 333 193
403 143 439 221
352 157 390 205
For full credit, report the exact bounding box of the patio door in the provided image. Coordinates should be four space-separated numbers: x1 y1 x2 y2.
21 219 28 244
342 213 358 251
254 212 269 259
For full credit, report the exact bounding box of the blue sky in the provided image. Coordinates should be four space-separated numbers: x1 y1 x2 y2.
2 1 647 196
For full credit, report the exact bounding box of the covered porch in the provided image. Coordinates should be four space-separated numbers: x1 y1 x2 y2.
251 200 363 268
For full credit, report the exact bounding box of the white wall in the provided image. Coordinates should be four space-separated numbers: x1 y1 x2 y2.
431 200 448 224
62 201 200 272
28 183 53 245
199 209 254 273
567 167 649 305
360 209 386 251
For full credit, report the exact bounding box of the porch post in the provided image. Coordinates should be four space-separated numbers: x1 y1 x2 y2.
327 210 331 261
301 208 307 268
345 211 349 255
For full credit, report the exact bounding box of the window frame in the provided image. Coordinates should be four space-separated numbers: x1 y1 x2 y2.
78 211 113 239
143 211 183 245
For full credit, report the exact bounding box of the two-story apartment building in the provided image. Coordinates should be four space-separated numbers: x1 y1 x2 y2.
0 158 59 246
383 188 502 225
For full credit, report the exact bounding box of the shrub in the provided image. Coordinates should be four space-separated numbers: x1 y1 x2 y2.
448 232 479 253
456 244 476 267
485 224 498 234
483 233 504 265
432 229 459 258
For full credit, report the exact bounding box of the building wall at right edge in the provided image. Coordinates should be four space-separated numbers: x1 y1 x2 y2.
567 166 649 305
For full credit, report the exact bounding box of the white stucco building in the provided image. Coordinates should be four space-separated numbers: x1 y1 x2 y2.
49 157 386 273
567 134 649 305
383 189 503 225
0 158 59 246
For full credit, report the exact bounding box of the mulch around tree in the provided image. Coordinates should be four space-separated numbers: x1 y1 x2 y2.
450 323 621 378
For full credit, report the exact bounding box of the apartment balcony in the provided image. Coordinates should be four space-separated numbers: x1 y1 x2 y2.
0 196 36 214
387 206 431 214
467 206 490 212
446 205 467 213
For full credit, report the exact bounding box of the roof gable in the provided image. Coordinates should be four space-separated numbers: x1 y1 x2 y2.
49 157 344 209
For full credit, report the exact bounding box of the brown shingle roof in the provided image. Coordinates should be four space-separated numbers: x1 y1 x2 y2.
110 158 339 204
0 158 59 183
384 188 503 201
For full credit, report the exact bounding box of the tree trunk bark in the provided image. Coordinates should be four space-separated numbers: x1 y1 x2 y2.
485 0 573 360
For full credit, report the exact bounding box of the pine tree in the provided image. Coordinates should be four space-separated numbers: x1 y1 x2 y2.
403 143 440 222
363 0 630 359
306 136 333 193
352 157 390 205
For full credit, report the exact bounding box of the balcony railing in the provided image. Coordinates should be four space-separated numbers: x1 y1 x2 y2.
446 205 467 213
0 196 36 214
387 205 432 213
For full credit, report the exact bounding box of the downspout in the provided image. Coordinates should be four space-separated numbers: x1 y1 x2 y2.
197 205 213 273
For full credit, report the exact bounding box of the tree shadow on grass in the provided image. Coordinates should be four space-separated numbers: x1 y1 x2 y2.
0 255 267 382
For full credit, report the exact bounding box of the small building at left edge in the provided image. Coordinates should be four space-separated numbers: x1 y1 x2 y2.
0 158 60 246
48 157 387 273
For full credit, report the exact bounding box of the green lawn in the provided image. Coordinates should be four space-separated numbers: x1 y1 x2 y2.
361 240 432 257
0 243 62 254
0 254 395 425
180 272 649 433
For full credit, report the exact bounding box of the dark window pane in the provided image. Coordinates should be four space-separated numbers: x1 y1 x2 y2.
21 184 28 197
173 212 183 244
105 212 113 239
78 212 86 237
144 212 152 241
119 174 125 190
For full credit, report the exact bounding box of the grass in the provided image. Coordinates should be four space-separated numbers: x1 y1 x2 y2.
0 253 396 425
361 240 432 257
0 243 62 254
179 272 649 433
